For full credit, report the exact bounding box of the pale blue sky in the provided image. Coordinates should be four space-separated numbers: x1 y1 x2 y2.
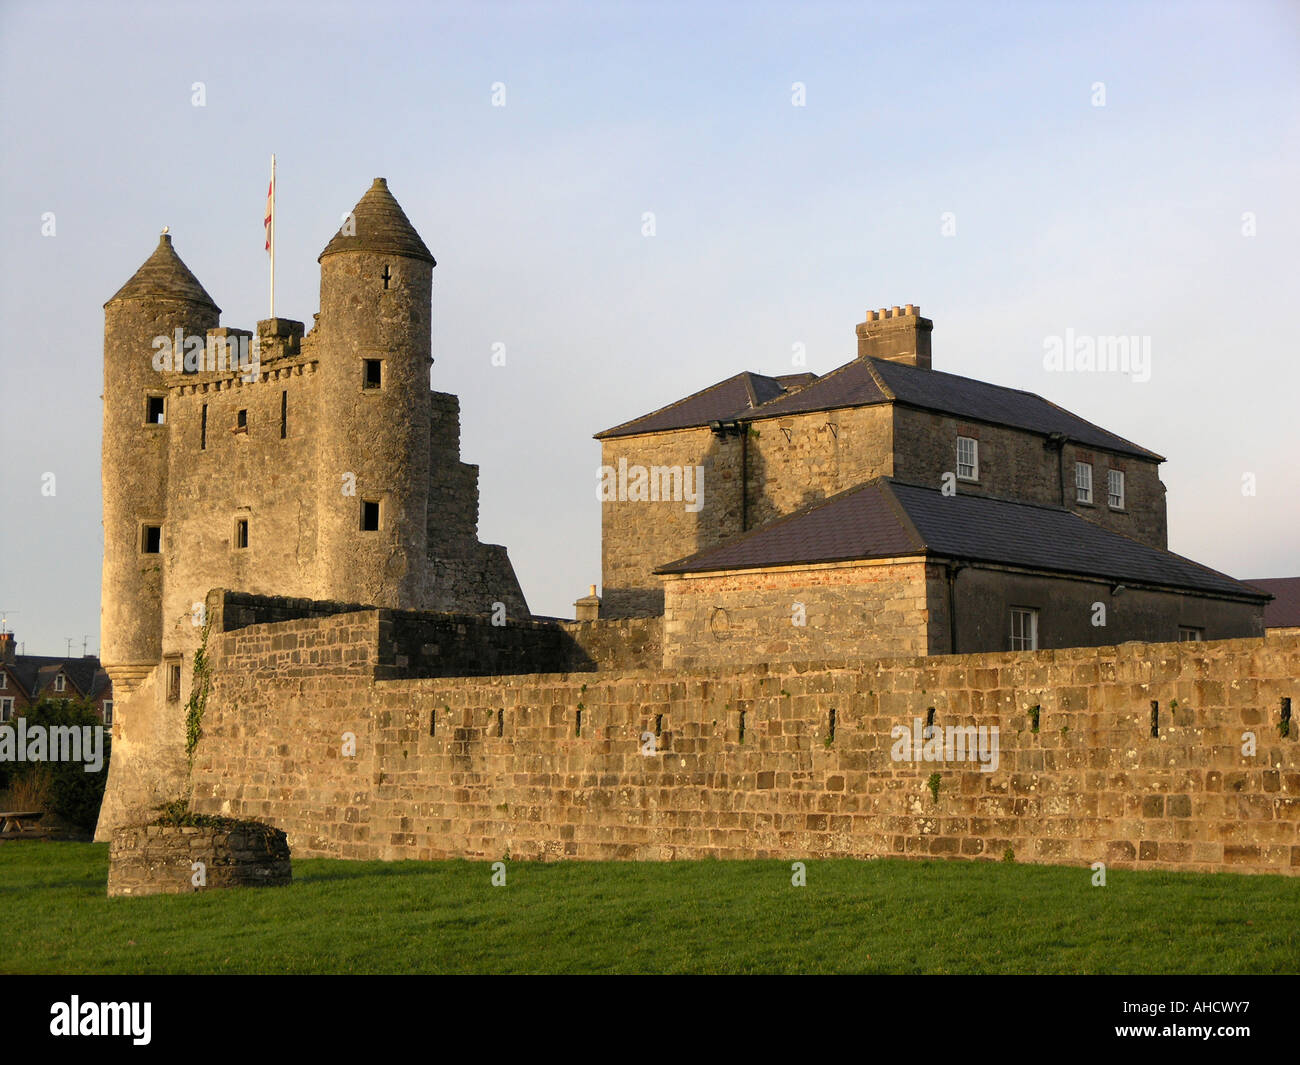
1 0 1297 654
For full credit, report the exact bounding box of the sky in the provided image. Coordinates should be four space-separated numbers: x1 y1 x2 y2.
0 0 1297 656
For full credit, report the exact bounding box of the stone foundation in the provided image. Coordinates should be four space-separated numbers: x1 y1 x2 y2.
107 821 291 897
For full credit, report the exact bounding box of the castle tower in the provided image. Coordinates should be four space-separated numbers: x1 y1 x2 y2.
101 233 219 693
315 179 435 606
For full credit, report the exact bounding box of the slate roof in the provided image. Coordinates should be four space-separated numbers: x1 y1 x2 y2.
1245 577 1300 628
0 654 105 701
595 371 798 439
598 352 1162 461
106 234 220 311
319 178 436 264
657 478 1265 601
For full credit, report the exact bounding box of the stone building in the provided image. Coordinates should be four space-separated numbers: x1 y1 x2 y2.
97 179 528 830
596 305 1266 652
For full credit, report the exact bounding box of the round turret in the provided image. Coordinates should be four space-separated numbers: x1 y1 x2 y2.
315 179 435 606
101 233 220 680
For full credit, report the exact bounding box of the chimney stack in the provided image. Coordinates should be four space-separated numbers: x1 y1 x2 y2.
0 631 15 665
855 304 933 369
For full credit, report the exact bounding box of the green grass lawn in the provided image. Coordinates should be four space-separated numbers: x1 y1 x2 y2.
2 842 1296 974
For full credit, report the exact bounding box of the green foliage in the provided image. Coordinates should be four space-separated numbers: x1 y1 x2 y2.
926 772 942 804
1003 847 1016 863
0 697 110 831
185 620 213 763
1027 705 1041 733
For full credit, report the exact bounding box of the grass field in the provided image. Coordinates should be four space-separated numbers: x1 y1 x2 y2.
2 842 1297 974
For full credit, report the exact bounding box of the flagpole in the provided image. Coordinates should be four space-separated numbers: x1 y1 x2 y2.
269 154 276 320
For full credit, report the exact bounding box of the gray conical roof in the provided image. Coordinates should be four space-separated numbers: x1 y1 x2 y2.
105 233 220 310
318 178 436 265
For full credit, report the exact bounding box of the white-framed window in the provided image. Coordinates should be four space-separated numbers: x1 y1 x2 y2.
103 700 114 727
0 697 13 722
54 674 66 693
957 436 978 481
1075 461 1093 503
0 672 6 690
1010 607 1039 651
1179 627 1203 642
1108 469 1125 509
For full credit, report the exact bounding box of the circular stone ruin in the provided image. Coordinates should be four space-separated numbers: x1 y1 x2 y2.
108 818 292 898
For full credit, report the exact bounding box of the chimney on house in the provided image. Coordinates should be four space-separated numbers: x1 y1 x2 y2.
856 304 932 369
0 631 15 665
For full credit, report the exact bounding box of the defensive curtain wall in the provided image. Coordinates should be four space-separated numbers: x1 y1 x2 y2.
183 591 1300 875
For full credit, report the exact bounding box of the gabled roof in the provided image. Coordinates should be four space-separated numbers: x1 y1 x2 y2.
3 655 104 701
594 371 798 439
106 234 220 311
1245 577 1300 627
319 178 436 264
657 478 1265 601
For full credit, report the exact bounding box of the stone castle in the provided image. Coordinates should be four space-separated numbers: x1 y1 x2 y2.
98 179 527 830
93 179 1297 877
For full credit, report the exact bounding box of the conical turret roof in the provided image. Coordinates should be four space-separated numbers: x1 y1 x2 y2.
105 233 220 310
319 178 436 264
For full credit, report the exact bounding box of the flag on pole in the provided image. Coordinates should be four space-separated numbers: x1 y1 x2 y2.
266 155 276 319
264 163 275 253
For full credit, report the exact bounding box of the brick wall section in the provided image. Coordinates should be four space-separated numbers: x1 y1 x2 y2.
190 618 1300 875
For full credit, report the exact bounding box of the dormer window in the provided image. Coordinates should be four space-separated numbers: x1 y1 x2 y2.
55 674 66 693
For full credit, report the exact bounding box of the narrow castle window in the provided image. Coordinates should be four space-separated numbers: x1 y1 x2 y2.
166 658 181 702
146 395 166 424
381 264 392 289
363 359 383 389
280 391 287 439
141 525 162 554
200 403 208 450
237 408 247 429
234 518 249 549
361 500 381 531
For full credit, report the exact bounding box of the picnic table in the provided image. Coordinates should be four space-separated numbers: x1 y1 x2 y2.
0 810 46 837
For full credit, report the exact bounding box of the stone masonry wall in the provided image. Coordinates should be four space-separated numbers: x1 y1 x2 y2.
661 559 941 668
189 615 1300 875
891 406 1168 549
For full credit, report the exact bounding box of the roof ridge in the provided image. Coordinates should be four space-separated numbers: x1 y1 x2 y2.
878 479 927 552
863 358 896 401
743 354 880 419
594 369 768 439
